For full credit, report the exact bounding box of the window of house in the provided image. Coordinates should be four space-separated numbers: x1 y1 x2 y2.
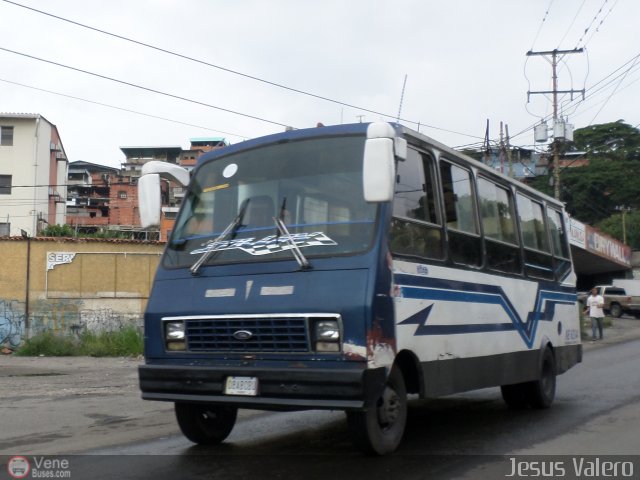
0 222 10 236
118 191 127 199
0 175 12 194
1 126 14 146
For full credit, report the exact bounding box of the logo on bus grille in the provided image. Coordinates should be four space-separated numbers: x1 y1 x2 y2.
233 330 254 341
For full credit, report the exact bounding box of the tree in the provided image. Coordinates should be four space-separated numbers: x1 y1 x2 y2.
527 121 640 248
572 120 640 160
597 210 640 250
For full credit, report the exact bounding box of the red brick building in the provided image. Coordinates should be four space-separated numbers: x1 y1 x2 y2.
66 138 230 241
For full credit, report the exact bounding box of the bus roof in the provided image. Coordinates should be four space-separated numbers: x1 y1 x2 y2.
195 122 564 209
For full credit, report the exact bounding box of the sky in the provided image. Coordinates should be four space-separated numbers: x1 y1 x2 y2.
1 0 639 168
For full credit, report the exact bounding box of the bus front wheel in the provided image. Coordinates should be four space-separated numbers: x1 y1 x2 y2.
175 403 237 445
347 367 408 455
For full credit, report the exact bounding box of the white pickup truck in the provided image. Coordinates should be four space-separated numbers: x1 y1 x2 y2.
579 285 640 318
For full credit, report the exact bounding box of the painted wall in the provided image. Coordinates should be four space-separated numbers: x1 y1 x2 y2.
0 115 68 236
0 237 164 346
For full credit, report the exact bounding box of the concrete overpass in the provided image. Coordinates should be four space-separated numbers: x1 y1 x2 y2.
568 218 633 289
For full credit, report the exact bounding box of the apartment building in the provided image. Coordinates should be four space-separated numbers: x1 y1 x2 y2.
65 138 229 240
66 160 155 239
0 113 68 237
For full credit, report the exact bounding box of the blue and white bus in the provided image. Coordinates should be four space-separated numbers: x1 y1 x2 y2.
138 122 581 455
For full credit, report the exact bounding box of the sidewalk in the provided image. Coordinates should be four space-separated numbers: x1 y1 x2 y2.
582 315 640 349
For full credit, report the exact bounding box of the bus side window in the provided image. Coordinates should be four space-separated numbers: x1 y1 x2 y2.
517 193 554 280
391 149 444 260
547 208 572 279
439 161 482 267
477 177 522 274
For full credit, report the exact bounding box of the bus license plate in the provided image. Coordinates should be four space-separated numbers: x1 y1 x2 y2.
224 376 258 396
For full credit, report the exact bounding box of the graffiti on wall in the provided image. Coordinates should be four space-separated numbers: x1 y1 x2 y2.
80 308 132 333
29 298 82 336
0 300 25 347
1 297 141 347
30 299 140 336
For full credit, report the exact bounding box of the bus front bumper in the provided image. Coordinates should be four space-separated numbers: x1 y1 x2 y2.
139 363 386 411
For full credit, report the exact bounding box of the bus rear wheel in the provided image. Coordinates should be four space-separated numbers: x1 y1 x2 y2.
528 347 556 409
501 347 556 409
175 403 237 445
346 367 407 455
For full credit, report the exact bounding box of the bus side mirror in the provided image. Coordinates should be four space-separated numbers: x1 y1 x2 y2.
363 122 404 203
363 138 395 202
139 174 162 228
138 161 191 228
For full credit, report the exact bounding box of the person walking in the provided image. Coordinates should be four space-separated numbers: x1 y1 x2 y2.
584 287 605 341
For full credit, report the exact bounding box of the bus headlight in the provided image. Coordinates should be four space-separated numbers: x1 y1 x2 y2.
314 320 340 352
165 321 186 351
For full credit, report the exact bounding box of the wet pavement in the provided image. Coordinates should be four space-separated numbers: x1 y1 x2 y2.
0 315 638 454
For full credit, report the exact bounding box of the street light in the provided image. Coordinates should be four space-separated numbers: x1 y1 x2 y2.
615 206 631 244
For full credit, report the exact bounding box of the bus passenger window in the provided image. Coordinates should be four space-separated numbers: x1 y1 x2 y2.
517 193 553 279
391 149 443 260
477 178 521 274
439 161 481 267
547 208 571 279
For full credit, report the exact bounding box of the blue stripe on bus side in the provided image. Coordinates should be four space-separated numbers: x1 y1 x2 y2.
395 274 576 348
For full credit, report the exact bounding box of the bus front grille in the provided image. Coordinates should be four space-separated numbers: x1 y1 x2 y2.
185 316 309 352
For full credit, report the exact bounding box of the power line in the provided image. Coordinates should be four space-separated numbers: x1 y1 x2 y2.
512 51 640 141
588 54 640 124
0 45 293 129
574 0 612 49
557 0 586 48
0 77 250 140
0 0 482 140
530 0 555 50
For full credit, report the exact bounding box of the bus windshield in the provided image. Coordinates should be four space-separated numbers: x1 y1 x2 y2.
164 135 377 269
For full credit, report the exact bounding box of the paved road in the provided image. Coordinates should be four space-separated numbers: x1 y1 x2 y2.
1 318 640 479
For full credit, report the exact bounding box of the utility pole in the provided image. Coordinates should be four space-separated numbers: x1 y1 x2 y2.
505 124 514 178
499 122 505 174
527 48 584 199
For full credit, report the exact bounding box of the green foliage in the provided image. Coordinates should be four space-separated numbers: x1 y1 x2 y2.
39 224 76 237
15 331 78 356
572 120 640 159
15 326 144 357
38 224 130 239
597 210 640 248
528 121 640 249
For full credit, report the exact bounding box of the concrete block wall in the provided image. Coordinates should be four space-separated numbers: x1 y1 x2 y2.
0 237 164 347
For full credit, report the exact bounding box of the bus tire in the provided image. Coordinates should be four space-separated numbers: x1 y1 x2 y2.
500 383 529 409
528 347 556 409
175 403 237 445
346 366 407 455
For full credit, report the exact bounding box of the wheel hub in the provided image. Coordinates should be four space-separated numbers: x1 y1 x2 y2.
377 387 400 427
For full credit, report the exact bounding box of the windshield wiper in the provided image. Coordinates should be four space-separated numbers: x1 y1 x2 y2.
274 197 311 270
190 199 250 275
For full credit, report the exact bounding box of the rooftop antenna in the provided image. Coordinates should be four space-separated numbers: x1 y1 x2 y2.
396 74 408 123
